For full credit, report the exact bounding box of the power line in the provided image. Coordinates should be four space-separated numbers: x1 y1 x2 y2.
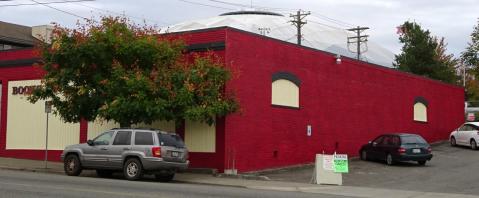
189 0 357 30
176 0 234 10
207 0 249 8
0 0 93 7
206 0 292 11
203 0 356 29
308 20 348 32
75 2 170 25
30 0 89 20
310 13 355 28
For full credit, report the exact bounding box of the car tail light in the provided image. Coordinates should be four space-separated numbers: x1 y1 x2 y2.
427 147 432 153
398 147 406 154
152 147 161 158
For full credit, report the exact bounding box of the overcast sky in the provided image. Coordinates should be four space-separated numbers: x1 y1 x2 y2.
1 0 478 57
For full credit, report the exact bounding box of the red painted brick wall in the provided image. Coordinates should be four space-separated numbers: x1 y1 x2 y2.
170 29 228 171
0 28 465 173
222 28 464 172
0 49 35 61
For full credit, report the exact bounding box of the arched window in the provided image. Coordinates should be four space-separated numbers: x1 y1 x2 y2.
271 72 300 108
413 97 428 122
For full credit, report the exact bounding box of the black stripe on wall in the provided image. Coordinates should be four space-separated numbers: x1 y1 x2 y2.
0 58 39 67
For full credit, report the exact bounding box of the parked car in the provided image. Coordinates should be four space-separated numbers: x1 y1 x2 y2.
61 128 189 182
359 133 433 166
449 122 479 150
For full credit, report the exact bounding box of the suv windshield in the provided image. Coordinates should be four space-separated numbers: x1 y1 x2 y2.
401 135 427 144
157 133 185 148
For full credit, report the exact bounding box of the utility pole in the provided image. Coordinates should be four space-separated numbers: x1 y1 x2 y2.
347 26 369 60
290 10 310 46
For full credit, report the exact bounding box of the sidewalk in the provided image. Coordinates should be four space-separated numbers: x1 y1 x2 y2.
0 157 477 198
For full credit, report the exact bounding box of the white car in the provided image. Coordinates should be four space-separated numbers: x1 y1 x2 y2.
450 122 479 150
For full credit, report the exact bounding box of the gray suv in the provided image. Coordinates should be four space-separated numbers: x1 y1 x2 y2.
61 128 189 182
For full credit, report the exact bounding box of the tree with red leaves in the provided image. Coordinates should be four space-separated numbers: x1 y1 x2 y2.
29 16 238 127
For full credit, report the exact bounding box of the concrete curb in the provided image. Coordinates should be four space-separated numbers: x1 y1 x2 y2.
246 163 314 175
0 165 64 175
215 173 271 181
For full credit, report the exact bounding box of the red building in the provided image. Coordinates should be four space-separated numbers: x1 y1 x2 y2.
0 21 464 173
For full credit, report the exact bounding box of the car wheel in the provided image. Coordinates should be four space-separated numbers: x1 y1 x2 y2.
360 150 367 161
123 158 143 181
418 160 426 166
386 153 394 166
96 169 113 178
155 173 175 182
450 137 456 147
64 154 82 176
471 139 478 150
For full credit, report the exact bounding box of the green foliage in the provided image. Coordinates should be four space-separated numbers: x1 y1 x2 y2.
394 21 459 84
29 16 238 127
461 19 479 101
461 19 479 71
465 79 479 100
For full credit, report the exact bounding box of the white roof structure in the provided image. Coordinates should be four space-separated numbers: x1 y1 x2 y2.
165 11 395 67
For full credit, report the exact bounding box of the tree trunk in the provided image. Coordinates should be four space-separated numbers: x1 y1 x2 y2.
120 122 131 128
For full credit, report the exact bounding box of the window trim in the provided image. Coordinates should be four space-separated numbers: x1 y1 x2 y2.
272 72 301 86
271 104 300 109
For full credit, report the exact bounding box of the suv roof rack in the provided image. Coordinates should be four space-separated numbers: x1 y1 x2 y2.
110 127 176 134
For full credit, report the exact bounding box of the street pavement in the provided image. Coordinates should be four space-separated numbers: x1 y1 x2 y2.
263 142 479 195
0 142 478 197
0 169 350 198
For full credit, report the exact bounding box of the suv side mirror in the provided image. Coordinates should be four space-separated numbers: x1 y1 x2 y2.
87 140 94 146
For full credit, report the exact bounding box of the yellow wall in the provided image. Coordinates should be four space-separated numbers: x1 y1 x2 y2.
87 119 119 140
185 120 215 153
414 103 428 122
6 80 80 150
272 79 299 108
87 119 176 140
133 120 176 132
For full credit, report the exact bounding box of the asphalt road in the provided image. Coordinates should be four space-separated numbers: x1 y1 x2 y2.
0 169 352 198
264 142 479 195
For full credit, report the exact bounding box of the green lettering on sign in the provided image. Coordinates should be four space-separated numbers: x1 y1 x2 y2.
333 154 349 173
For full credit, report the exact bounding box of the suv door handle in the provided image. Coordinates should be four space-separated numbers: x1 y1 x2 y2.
123 148 131 151
100 148 108 150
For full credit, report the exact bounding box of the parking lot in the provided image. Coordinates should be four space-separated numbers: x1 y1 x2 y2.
263 142 479 195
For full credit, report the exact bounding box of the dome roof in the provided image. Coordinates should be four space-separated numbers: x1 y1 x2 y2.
165 11 394 67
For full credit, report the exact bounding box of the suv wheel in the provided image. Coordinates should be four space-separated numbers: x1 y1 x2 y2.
96 169 113 178
155 173 175 182
471 139 478 150
64 154 82 176
386 153 394 166
450 137 456 146
124 158 143 180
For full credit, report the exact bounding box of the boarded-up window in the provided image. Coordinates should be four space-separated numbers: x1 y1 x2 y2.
272 72 300 108
185 120 215 153
272 79 299 108
414 102 428 122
